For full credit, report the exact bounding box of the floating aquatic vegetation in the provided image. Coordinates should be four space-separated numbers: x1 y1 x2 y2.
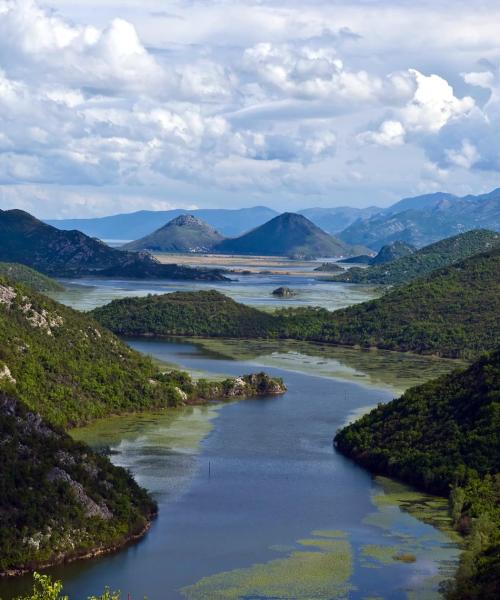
181 536 354 600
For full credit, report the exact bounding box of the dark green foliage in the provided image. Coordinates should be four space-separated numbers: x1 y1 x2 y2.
0 209 227 280
0 277 188 428
332 229 500 284
0 263 64 292
335 351 500 600
92 290 278 339
334 350 500 494
93 248 500 360
0 393 156 574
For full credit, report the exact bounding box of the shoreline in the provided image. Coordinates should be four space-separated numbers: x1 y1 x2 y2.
0 509 158 579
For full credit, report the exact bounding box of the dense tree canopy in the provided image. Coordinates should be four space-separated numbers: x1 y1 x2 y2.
93 247 500 360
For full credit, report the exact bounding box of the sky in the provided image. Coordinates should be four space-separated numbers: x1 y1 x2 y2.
0 0 499 218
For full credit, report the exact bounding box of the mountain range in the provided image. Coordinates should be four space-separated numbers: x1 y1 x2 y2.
0 209 227 280
43 188 500 250
339 188 500 250
46 206 279 240
123 212 364 258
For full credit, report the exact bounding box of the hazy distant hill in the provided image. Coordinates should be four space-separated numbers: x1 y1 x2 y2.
333 229 500 285
339 188 500 249
298 206 381 233
0 209 227 280
123 215 224 253
215 212 359 258
46 206 278 240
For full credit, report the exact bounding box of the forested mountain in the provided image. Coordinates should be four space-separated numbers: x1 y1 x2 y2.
338 188 500 250
0 263 64 292
46 206 279 240
123 215 224 253
333 229 500 285
214 212 361 258
0 209 227 280
335 350 500 600
93 246 500 359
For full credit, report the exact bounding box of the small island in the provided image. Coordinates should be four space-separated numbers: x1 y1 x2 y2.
272 286 297 298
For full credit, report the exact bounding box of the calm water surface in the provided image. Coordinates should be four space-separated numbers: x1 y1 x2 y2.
49 274 377 312
1 339 460 600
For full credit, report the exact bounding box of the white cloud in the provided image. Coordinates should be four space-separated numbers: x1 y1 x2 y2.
445 139 480 169
0 0 499 215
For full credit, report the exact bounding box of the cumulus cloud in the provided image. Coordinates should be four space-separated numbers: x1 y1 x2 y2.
0 0 499 215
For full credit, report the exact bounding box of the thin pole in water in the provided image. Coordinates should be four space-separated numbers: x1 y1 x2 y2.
209 460 211 479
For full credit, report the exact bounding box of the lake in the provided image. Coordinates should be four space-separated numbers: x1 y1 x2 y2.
0 337 461 600
48 273 377 312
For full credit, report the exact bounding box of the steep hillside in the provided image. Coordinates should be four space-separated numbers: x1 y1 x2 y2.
339 188 500 249
333 229 500 285
215 212 358 258
46 206 279 239
0 209 227 281
0 392 156 575
335 351 500 599
0 276 190 427
0 263 64 292
123 215 224 253
93 248 500 359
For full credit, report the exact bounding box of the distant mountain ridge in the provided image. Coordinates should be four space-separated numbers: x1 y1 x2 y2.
339 188 500 249
123 215 224 253
0 209 227 280
214 212 361 258
46 206 279 240
298 206 381 233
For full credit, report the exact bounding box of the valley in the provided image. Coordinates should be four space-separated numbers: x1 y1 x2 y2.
0 336 462 600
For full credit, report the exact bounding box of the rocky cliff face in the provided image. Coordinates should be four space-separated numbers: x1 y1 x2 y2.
0 392 156 575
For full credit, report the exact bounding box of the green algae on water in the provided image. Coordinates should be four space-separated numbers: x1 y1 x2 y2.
188 337 461 393
181 536 354 600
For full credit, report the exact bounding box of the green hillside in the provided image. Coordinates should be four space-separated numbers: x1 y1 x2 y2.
93 247 500 360
0 392 156 575
123 215 224 253
335 350 500 599
332 229 500 285
0 263 64 292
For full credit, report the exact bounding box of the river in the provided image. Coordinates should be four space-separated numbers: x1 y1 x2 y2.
1 336 461 600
